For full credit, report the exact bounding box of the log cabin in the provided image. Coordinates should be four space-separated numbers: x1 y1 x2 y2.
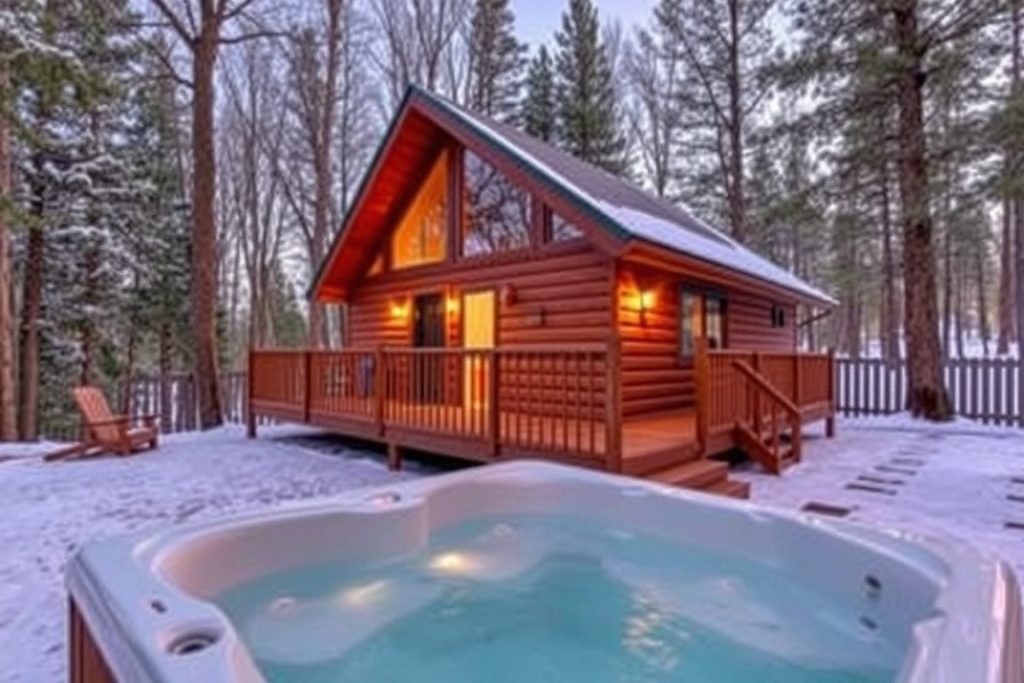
247 85 837 499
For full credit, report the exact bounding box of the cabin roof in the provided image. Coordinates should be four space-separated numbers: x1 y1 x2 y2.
313 86 835 307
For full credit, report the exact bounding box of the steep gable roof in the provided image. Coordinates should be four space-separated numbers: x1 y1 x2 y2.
313 86 835 306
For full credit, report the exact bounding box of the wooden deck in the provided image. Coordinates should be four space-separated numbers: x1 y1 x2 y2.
248 341 836 498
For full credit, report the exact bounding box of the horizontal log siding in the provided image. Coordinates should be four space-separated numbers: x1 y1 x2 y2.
617 262 797 416
347 241 613 418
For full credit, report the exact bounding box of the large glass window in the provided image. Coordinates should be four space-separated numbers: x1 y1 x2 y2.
462 150 531 256
679 288 726 356
392 151 448 269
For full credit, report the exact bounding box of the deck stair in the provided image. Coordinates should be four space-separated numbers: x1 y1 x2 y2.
730 359 802 475
623 440 749 499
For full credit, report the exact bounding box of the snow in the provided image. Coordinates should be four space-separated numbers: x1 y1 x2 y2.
737 415 1024 584
4 416 1024 681
0 425 426 683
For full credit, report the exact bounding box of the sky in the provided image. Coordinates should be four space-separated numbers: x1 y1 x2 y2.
513 0 658 50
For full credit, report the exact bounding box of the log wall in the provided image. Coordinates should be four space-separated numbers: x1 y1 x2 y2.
617 261 797 416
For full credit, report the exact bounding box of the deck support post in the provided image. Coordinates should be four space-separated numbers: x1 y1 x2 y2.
604 334 622 472
387 442 401 471
245 350 256 438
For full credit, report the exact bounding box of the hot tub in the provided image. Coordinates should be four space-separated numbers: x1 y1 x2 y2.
68 461 1022 682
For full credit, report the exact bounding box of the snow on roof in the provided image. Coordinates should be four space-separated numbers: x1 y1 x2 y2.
419 88 835 305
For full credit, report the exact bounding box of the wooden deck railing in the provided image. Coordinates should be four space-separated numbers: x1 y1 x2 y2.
694 341 835 472
249 341 619 468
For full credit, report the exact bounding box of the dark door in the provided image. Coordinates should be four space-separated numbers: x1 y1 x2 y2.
412 293 445 403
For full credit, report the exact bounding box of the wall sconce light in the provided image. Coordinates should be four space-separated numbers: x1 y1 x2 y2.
390 301 409 321
638 289 656 325
446 296 460 315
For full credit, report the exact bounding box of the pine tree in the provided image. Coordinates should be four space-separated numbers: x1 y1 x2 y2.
553 0 626 174
468 0 525 121
523 46 555 141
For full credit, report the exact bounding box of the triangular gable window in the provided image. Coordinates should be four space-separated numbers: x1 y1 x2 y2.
392 150 448 269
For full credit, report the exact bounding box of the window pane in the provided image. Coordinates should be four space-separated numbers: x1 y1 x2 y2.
706 297 725 349
462 150 531 256
680 291 696 356
551 211 584 242
393 151 447 269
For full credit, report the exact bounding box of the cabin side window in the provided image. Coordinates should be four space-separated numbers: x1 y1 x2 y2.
392 150 448 269
679 288 726 357
462 150 531 257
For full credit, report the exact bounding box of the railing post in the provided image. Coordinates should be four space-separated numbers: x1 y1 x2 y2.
374 345 385 436
793 352 803 407
302 351 312 423
752 352 763 435
246 350 256 438
694 337 708 456
826 347 836 437
488 350 500 457
604 334 622 472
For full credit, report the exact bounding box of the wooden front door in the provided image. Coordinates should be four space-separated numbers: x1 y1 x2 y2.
412 293 445 403
463 290 496 411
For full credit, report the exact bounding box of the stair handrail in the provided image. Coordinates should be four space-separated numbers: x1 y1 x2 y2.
731 359 802 465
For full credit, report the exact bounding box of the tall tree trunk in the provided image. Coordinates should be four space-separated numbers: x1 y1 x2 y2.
892 0 952 419
726 0 746 243
879 149 900 361
308 0 344 348
191 31 223 429
942 227 952 359
976 239 991 357
158 320 173 431
18 185 44 440
122 320 137 415
999 194 1015 354
954 263 965 358
0 61 17 440
1013 0 1024 424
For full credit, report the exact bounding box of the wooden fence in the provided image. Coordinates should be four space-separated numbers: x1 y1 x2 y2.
837 356 1023 426
40 372 249 441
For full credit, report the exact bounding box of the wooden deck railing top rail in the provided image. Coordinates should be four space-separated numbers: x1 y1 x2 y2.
248 341 619 469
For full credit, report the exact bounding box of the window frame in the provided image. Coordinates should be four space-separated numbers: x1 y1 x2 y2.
390 149 450 271
459 148 533 260
678 285 728 359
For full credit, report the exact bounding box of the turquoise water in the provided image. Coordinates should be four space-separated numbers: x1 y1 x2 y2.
214 514 903 682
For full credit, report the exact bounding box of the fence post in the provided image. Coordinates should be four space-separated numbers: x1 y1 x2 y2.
246 351 256 438
604 334 622 472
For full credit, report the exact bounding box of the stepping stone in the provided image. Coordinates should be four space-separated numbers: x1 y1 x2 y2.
1011 477 1024 486
801 501 854 518
891 457 926 467
1005 521 1024 531
875 465 916 476
845 482 898 496
1007 494 1024 504
857 474 905 486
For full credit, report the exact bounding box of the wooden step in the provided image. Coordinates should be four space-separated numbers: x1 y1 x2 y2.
649 459 728 489
622 443 700 476
703 479 751 499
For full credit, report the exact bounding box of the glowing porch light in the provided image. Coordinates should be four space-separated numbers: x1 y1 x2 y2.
390 301 409 320
446 296 460 315
638 289 656 325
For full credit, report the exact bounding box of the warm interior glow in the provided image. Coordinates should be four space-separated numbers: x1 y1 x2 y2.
392 150 448 269
639 290 656 311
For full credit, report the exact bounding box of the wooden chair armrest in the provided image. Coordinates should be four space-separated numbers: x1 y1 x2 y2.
84 415 133 427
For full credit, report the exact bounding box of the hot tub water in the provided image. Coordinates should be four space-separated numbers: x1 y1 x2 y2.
214 514 900 683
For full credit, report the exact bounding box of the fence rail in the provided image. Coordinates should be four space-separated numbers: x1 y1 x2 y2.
40 372 249 441
836 356 1023 426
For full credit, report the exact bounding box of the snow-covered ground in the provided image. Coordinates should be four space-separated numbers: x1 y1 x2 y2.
0 425 426 683
737 415 1024 583
2 416 1024 682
